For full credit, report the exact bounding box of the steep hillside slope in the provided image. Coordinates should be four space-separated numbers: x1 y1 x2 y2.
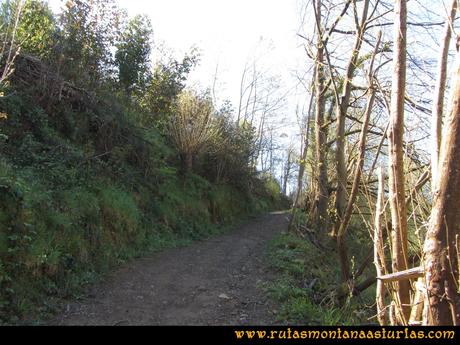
0 55 287 324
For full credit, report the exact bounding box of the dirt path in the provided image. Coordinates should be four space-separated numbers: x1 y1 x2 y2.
50 211 288 325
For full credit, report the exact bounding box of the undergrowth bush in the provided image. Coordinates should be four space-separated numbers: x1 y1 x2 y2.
265 233 375 325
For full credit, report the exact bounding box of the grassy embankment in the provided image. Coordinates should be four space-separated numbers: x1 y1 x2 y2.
264 211 375 325
0 86 287 324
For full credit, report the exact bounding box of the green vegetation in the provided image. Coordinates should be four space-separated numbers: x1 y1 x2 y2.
0 0 288 324
265 233 375 325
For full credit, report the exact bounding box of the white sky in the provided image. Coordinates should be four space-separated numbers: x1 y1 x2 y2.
46 0 309 188
48 0 308 126
117 0 304 107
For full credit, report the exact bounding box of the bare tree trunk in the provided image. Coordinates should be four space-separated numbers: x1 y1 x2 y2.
387 0 410 323
367 80 391 183
237 62 249 125
282 148 293 195
423 44 460 326
313 0 329 232
374 167 387 325
288 90 314 231
182 152 193 173
334 0 370 237
337 89 376 281
243 66 256 123
431 0 457 191
255 112 266 167
409 277 425 325
282 163 288 195
336 30 381 282
0 1 25 88
269 130 274 176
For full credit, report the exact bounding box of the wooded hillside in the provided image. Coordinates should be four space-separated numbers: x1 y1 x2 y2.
288 0 460 326
0 0 287 323
1 0 460 327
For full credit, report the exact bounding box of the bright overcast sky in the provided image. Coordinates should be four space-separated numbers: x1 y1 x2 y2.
48 0 307 133
116 0 305 107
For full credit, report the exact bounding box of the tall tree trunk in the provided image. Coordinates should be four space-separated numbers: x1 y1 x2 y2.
387 0 410 323
431 0 457 191
269 130 274 176
282 150 292 195
336 30 381 282
423 43 460 326
182 152 193 173
255 113 266 167
337 88 375 281
237 62 249 125
313 0 329 232
374 167 387 325
288 89 314 232
337 31 382 282
334 0 370 237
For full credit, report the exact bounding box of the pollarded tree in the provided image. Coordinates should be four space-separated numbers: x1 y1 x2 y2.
169 89 218 172
115 14 152 95
203 108 257 186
